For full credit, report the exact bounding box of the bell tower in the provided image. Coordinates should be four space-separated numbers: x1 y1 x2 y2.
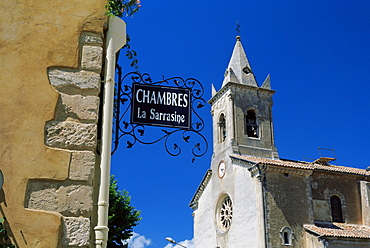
209 36 279 162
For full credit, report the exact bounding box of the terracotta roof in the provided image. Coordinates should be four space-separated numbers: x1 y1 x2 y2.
304 223 370 239
229 155 370 177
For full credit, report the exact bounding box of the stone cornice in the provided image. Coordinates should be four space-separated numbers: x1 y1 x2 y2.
230 156 255 169
209 82 275 105
261 164 313 176
189 169 212 209
230 156 311 177
230 156 260 178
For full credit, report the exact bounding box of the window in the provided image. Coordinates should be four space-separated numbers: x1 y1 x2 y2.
330 195 344 223
245 110 258 138
218 114 226 143
220 196 233 230
283 232 289 245
216 195 233 233
280 227 293 246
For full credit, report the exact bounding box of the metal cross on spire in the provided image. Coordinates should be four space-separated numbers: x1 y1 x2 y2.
236 21 241 36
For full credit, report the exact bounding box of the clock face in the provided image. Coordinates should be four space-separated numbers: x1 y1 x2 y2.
218 162 226 178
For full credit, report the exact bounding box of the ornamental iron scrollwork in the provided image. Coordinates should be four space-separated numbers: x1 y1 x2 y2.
112 63 208 162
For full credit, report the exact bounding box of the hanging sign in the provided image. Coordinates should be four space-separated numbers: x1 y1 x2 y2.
131 83 192 129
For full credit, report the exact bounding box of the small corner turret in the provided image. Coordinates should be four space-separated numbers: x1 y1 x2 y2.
209 36 279 161
221 36 258 87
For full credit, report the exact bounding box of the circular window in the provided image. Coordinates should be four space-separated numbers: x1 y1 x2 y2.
216 195 233 232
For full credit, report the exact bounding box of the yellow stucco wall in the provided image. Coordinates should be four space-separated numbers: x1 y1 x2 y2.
0 1 106 247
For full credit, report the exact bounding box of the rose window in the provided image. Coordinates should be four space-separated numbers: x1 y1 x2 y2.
219 196 233 231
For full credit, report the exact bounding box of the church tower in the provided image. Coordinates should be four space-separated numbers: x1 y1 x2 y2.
191 36 370 248
209 36 278 169
190 36 279 248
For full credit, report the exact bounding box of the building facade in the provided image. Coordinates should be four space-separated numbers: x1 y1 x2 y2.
0 1 106 247
190 37 370 247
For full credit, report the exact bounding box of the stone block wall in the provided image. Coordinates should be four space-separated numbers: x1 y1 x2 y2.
360 181 370 226
24 31 103 247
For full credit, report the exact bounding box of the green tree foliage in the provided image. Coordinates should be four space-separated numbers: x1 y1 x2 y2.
0 218 14 248
105 0 140 17
108 175 141 247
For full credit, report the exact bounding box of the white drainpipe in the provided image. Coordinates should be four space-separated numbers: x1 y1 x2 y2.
94 16 126 248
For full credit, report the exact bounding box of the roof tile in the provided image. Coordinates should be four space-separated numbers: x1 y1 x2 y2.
304 223 370 239
230 155 370 177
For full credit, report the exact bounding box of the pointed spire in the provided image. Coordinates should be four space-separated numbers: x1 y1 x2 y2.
222 36 258 87
261 74 271 89
211 84 217 97
221 67 240 86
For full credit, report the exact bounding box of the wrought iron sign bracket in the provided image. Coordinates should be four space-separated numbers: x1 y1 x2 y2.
112 62 208 162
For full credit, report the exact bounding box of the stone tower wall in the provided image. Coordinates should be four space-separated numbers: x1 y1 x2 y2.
210 82 278 162
0 2 106 247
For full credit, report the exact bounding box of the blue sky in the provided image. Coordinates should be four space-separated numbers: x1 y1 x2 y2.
111 1 370 247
